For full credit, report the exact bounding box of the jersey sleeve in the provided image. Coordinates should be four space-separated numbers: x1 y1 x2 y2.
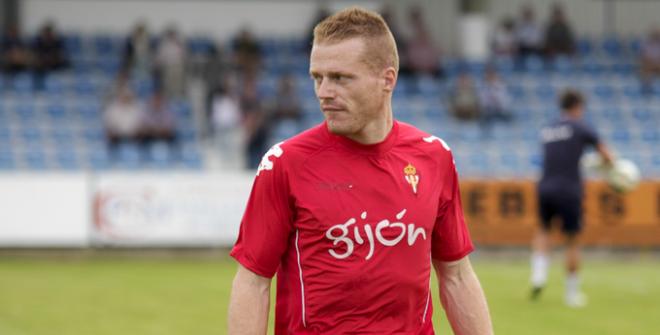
230 145 294 278
431 153 474 262
579 122 600 146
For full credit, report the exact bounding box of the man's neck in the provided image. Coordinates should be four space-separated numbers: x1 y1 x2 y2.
345 111 394 145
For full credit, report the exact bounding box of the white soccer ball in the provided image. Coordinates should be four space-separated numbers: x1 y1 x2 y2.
606 159 641 193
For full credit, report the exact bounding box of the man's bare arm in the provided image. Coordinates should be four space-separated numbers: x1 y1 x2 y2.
596 142 614 165
228 264 271 335
434 256 493 335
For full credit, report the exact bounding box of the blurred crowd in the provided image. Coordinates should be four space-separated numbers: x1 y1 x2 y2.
2 3 659 169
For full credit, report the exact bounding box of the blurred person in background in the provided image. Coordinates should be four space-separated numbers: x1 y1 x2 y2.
639 28 660 94
1 25 32 76
155 26 186 98
515 5 543 60
229 7 492 335
492 17 517 60
531 90 613 307
405 6 443 78
270 74 302 123
209 80 244 169
543 4 576 58
241 75 270 169
122 22 153 79
304 6 331 52
233 27 262 79
103 87 146 160
479 66 512 137
142 91 178 153
380 5 409 76
449 71 480 121
32 21 69 89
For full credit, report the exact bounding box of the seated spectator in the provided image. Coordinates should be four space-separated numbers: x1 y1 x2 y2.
479 67 512 137
1 25 32 75
155 26 186 98
449 72 480 121
515 5 543 59
640 28 660 93
103 87 145 159
232 27 262 78
122 22 153 79
405 6 443 78
142 91 177 151
543 4 576 58
492 18 517 60
270 74 302 122
32 22 68 84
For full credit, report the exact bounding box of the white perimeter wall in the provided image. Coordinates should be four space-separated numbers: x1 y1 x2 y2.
0 172 255 247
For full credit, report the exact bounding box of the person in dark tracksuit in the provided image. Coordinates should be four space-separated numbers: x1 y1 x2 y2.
530 90 613 307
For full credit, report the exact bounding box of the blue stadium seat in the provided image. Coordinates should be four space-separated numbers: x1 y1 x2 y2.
54 150 79 170
19 127 42 143
640 128 658 143
9 74 34 94
147 141 174 168
611 129 631 143
0 150 14 169
51 128 75 146
46 104 68 120
24 150 48 170
181 146 203 169
63 33 83 56
632 108 652 122
44 75 67 95
14 103 37 122
115 143 142 169
88 148 110 170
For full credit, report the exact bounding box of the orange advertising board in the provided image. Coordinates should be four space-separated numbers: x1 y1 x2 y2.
460 180 660 246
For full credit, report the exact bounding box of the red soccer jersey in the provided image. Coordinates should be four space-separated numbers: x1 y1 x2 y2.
231 121 474 334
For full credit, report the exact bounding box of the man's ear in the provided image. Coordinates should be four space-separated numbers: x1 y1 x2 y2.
383 67 397 93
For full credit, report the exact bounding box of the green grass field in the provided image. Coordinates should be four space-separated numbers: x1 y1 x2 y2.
1 254 658 334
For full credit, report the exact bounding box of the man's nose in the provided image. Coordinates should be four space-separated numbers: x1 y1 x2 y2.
316 79 336 99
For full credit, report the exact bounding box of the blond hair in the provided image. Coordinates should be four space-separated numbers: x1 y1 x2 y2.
313 7 399 72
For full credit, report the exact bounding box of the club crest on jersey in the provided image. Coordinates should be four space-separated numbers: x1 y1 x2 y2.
404 163 419 194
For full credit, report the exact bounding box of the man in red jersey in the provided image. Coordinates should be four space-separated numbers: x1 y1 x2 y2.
228 7 492 335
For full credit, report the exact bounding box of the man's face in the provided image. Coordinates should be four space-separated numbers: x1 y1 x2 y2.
310 38 389 137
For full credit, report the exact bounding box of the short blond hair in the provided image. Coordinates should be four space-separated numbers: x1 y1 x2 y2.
313 7 399 72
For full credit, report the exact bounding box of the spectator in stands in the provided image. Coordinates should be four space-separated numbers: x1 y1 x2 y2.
479 67 512 137
103 87 146 159
122 22 153 79
241 76 271 169
381 5 409 76
270 74 302 122
492 18 517 60
32 22 69 88
142 91 177 151
405 6 443 78
209 80 243 169
449 72 480 121
232 27 262 78
1 25 32 75
639 28 660 93
202 43 233 98
543 4 576 58
305 6 331 52
515 5 543 59
155 26 186 99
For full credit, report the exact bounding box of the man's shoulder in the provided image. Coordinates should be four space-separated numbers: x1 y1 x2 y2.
396 121 453 161
279 122 329 153
262 123 330 169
